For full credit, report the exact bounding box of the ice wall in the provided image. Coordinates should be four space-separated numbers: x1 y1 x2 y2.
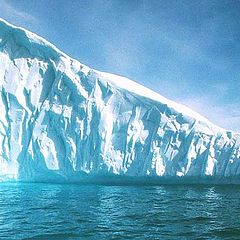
0 19 240 182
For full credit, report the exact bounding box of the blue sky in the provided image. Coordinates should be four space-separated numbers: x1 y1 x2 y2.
1 0 240 131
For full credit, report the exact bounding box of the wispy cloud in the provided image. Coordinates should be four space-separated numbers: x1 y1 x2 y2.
178 94 240 132
0 0 36 23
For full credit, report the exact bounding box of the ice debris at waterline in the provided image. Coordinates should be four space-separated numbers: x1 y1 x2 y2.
0 18 240 183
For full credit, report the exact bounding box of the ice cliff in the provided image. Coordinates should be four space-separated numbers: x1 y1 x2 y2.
0 18 240 183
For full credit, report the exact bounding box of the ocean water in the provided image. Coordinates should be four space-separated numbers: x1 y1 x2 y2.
0 183 240 239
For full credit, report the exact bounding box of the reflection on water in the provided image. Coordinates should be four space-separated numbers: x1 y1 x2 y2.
0 183 240 239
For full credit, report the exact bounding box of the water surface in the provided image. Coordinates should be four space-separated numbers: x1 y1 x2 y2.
0 183 239 239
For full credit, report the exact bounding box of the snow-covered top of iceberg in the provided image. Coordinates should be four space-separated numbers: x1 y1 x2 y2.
0 18 229 134
0 17 67 60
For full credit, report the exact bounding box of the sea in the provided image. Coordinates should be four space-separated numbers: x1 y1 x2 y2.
0 183 239 239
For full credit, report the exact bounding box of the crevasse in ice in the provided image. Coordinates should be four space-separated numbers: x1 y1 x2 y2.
0 18 240 182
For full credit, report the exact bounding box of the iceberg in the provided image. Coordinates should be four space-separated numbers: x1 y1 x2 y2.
0 18 240 183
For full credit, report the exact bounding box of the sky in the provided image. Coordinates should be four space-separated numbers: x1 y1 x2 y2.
1 0 240 131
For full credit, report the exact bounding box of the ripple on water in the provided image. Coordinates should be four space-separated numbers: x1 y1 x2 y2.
0 183 239 239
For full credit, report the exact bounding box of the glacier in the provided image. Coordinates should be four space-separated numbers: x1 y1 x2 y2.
0 18 240 184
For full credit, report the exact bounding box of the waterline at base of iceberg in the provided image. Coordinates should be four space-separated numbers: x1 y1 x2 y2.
1 172 240 185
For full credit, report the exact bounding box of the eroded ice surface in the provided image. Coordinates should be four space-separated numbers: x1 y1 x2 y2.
0 18 240 182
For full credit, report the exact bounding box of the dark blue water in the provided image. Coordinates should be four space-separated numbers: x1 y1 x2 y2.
0 183 240 239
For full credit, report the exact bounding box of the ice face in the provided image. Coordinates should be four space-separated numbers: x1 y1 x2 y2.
0 18 240 183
